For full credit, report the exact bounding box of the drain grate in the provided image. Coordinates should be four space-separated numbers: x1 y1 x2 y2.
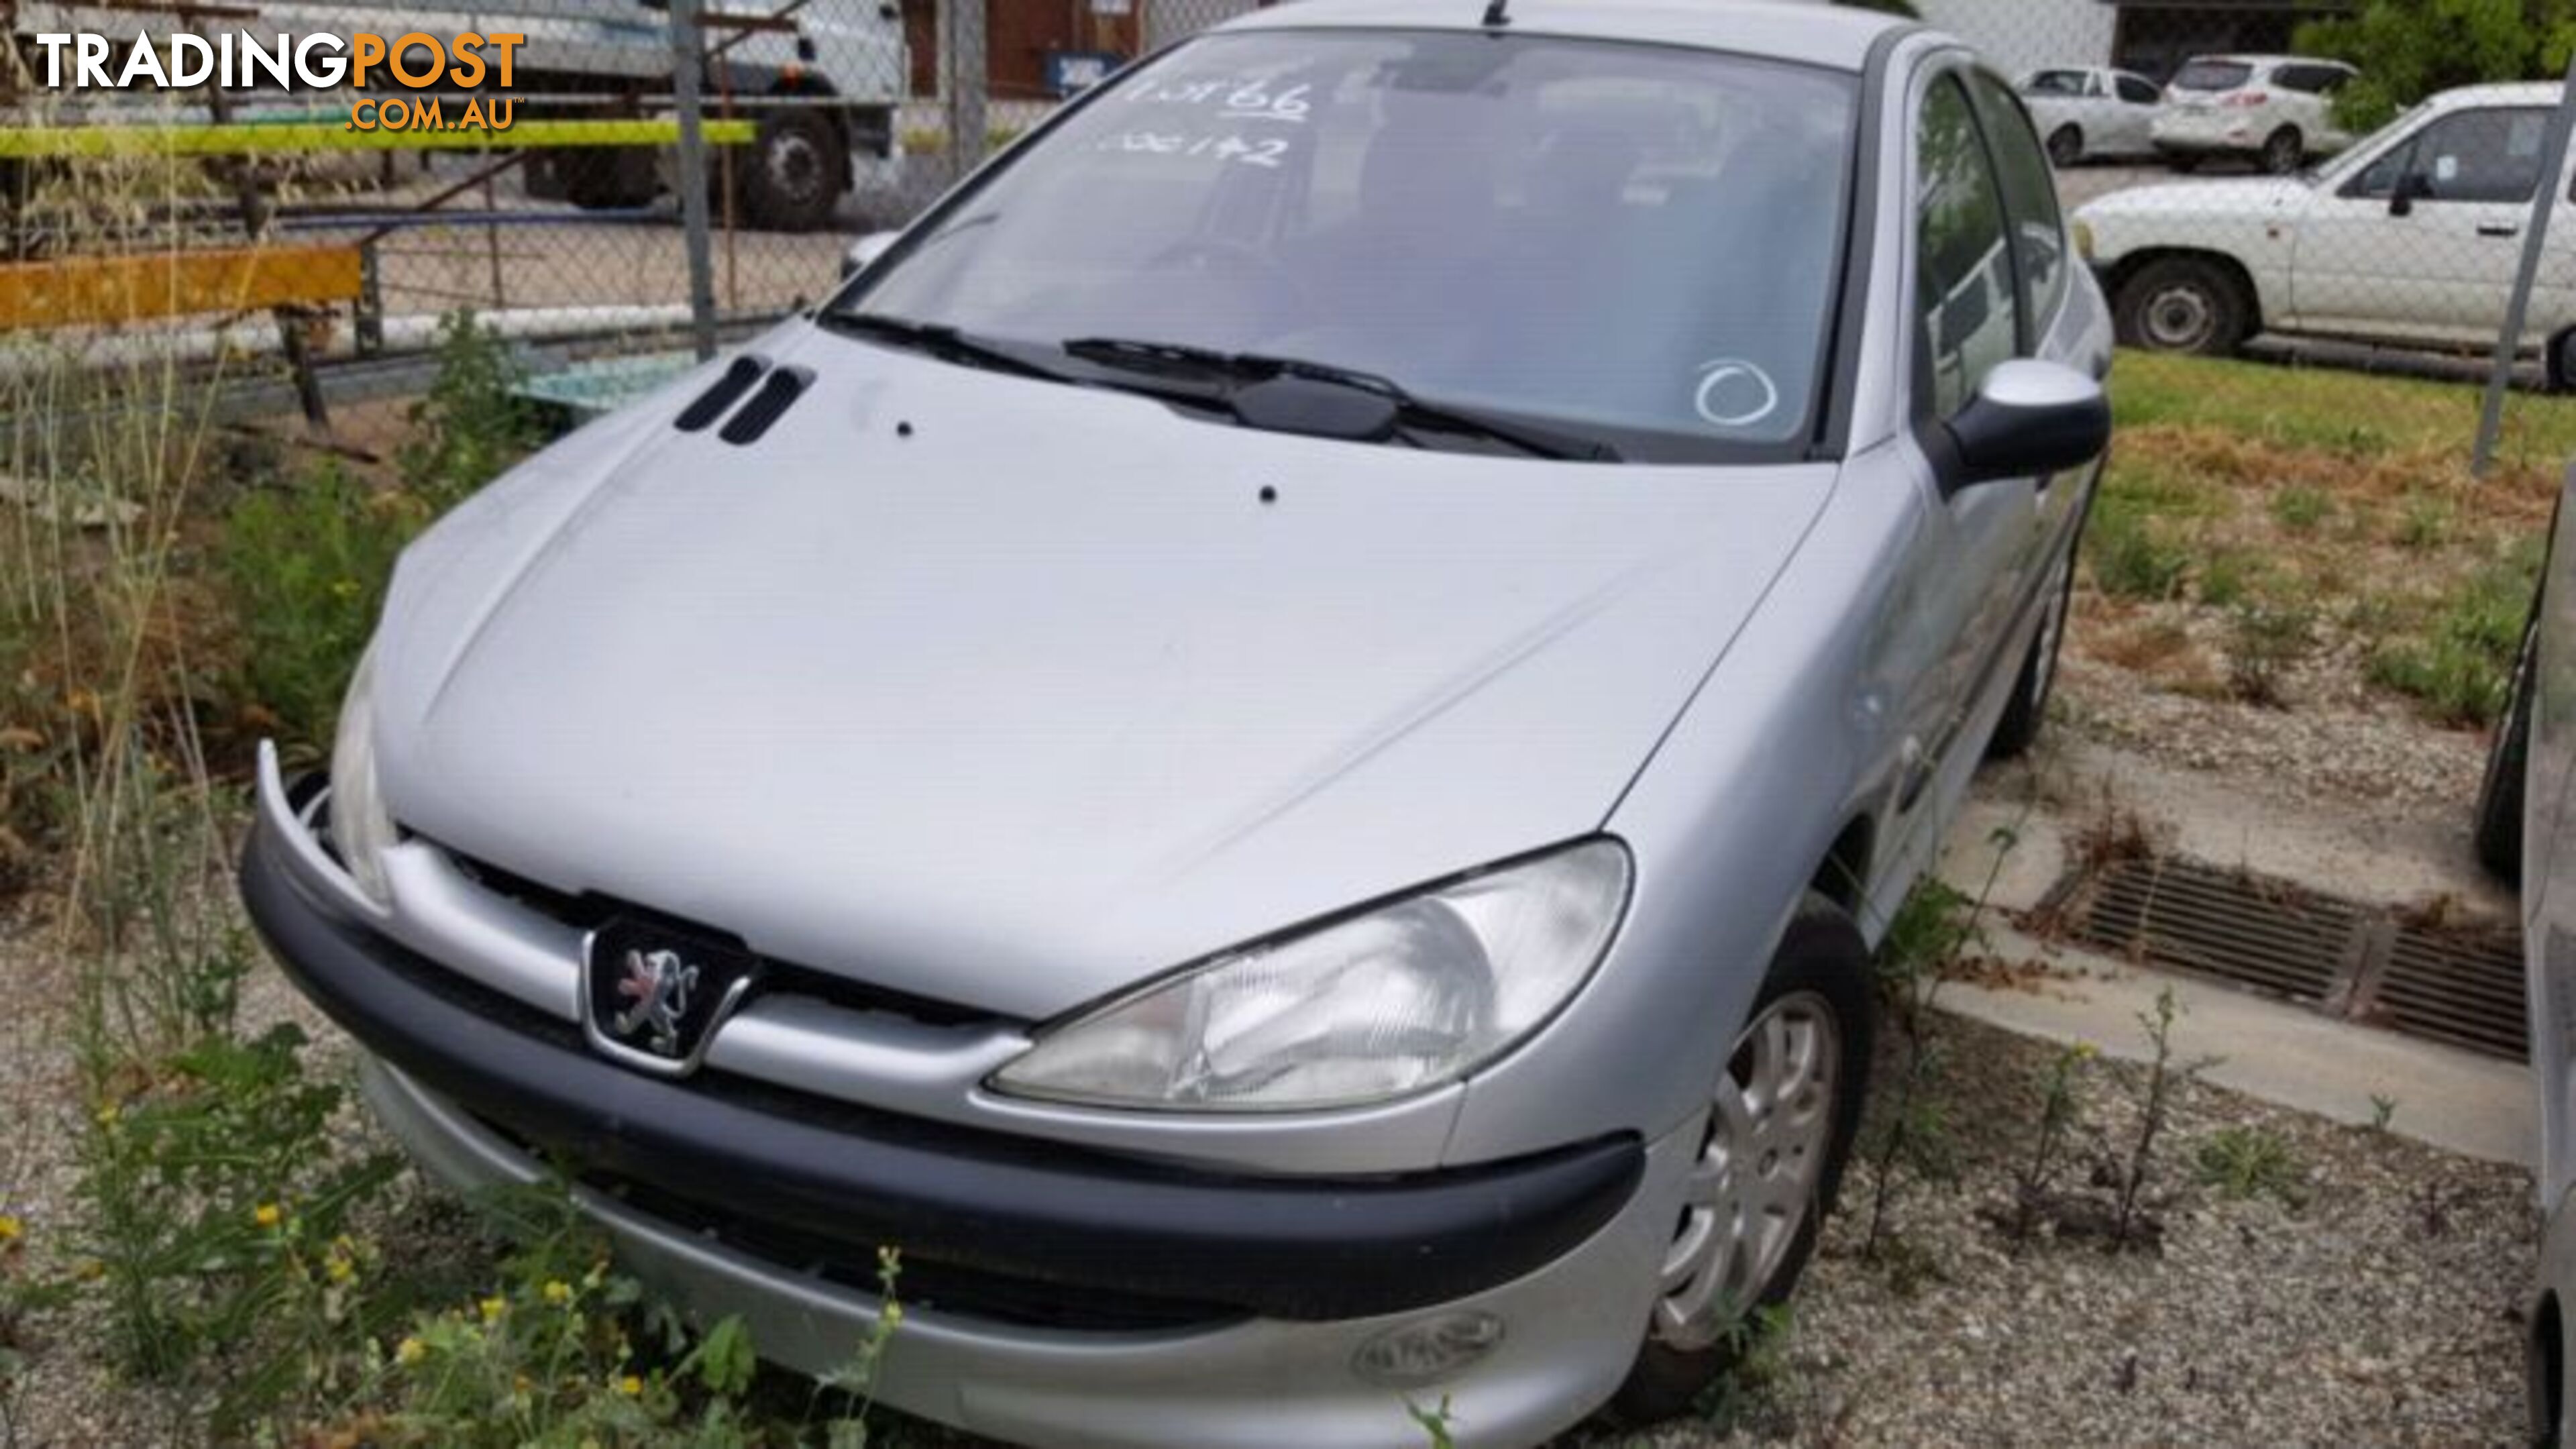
2056 855 2527 1061
2371 922 2528 1059
2068 858 2365 1006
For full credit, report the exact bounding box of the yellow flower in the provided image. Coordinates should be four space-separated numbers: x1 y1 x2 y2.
478 1295 507 1324
0 1215 21 1244
326 1254 356 1285
394 1336 425 1366
93 1103 119 1129
253 1203 282 1230
541 1279 572 1306
617 1375 643 1397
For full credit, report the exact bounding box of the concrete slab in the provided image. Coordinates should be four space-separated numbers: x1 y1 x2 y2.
1925 739 2534 1169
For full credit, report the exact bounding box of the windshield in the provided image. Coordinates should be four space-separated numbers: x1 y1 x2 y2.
830 30 1859 457
2022 70 2088 97
2171 59 2254 93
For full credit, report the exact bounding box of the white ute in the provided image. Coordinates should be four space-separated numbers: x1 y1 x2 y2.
2082 82 2576 383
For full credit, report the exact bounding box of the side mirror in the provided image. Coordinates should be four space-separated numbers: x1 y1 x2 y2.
841 230 900 281
2390 170 2434 217
1935 359 2109 492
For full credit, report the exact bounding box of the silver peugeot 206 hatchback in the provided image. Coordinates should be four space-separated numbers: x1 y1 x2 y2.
239 2 2112 1444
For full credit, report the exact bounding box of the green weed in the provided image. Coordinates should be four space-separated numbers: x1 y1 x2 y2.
2194 1125 2307 1207
218 461 425 763
2367 541 2540 726
2271 486 2331 532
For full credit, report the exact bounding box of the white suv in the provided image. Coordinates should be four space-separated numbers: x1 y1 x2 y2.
2151 54 2359 174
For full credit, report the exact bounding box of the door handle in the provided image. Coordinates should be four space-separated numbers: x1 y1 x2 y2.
2480 223 2522 238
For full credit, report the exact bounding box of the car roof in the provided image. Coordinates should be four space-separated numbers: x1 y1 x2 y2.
2182 54 2352 69
2421 80 2564 109
1214 0 1912 73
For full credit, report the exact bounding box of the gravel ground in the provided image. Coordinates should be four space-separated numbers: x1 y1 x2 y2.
1597 1012 2534 1448
2054 651 2489 820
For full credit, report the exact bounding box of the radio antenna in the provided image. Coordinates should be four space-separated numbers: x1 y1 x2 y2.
1481 0 1510 26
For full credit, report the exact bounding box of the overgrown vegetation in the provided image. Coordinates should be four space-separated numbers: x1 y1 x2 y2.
2078 352 2563 730
2296 0 2576 133
0 292 932 1445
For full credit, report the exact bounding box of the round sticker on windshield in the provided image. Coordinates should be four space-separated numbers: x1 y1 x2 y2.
1694 360 1779 430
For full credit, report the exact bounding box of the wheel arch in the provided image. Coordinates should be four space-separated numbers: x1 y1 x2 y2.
2103 246 2269 335
1808 814 1876 916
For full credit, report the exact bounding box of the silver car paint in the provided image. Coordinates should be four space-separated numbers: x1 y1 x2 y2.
288 8 2113 1444
373 327 1842 1026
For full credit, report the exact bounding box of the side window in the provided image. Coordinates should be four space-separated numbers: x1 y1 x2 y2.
1915 75 2017 419
2419 107 2550 202
2354 108 2551 203
1966 70 2068 341
2116 75 2160 105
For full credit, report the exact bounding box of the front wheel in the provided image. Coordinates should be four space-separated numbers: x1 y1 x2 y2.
2047 125 2083 168
1607 894 1872 1425
2114 256 2253 356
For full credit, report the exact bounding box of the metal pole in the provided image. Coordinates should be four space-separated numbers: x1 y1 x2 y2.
945 0 989 191
672 3 720 362
2474 50 2576 476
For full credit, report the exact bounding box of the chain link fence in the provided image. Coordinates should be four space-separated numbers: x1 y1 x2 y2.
1921 0 2576 464
5 0 2576 455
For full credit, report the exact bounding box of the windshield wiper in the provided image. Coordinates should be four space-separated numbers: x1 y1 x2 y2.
1062 336 1621 462
820 312 1073 384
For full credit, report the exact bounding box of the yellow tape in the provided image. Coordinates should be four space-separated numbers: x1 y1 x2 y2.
0 117 758 157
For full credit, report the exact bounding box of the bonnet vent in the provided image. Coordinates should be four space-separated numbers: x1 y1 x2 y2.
674 355 767 432
718 367 812 445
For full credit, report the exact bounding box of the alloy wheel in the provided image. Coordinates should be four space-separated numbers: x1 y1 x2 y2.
1651 990 1843 1353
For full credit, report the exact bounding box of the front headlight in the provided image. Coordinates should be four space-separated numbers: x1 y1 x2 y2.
327 645 397 906
2072 218 2096 262
991 840 1631 1112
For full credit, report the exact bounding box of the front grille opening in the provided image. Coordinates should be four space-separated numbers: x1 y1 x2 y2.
2051 853 2527 1061
588 1169 1247 1334
441 847 994 1030
453 1108 1238 1332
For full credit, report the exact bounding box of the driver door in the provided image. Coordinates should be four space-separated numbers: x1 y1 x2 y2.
2292 105 2557 341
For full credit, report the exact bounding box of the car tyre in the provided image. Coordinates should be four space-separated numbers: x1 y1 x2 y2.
2261 126 2304 175
2167 152 2202 174
2047 125 2083 168
1988 546 2076 759
2477 614 2538 883
2114 255 2252 356
737 109 848 233
1605 892 1873 1426
2548 327 2576 395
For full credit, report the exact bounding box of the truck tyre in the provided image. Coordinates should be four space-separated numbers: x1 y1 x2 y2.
739 109 847 232
558 146 658 211
2114 256 2251 356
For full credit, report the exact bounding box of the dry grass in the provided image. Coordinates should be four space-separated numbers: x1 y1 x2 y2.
2074 352 2571 729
